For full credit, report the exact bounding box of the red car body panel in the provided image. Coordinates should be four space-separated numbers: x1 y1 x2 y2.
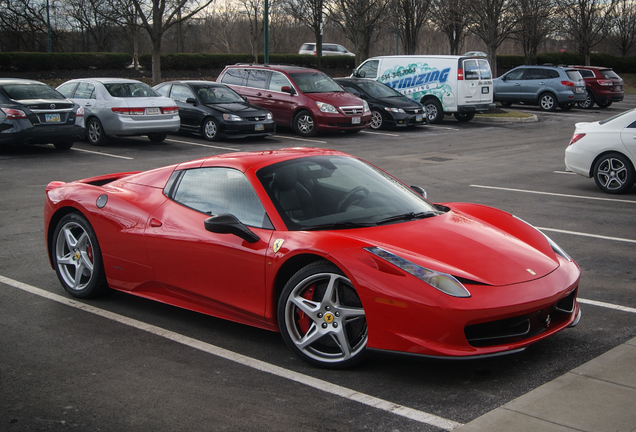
44 148 581 358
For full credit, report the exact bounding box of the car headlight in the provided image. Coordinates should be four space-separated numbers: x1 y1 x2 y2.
267 112 273 120
316 101 338 113
513 216 572 262
364 246 471 298
363 100 370 114
223 113 243 121
384 107 405 113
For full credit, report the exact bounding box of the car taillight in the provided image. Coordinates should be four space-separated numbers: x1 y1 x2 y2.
1 107 28 119
561 81 575 87
569 133 585 145
597 79 613 86
76 106 84 117
161 106 178 114
457 68 464 80
111 107 145 115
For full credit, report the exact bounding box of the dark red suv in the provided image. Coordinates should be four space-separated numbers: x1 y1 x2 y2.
217 64 371 137
570 66 624 109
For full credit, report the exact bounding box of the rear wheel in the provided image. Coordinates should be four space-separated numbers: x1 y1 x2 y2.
278 261 367 368
598 100 613 108
577 91 595 109
560 103 575 111
52 213 108 298
86 117 108 146
453 112 475 122
423 99 444 124
499 101 513 108
593 152 635 194
539 93 557 111
148 132 167 143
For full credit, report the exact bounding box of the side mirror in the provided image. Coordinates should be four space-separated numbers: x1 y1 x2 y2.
186 97 197 105
281 86 296 95
204 214 260 243
501 75 507 81
410 185 427 200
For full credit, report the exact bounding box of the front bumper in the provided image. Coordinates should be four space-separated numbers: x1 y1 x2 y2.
220 120 276 138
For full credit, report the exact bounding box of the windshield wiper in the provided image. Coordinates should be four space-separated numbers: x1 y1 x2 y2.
303 221 376 231
375 211 438 225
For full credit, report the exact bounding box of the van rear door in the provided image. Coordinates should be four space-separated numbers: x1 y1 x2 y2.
458 58 494 108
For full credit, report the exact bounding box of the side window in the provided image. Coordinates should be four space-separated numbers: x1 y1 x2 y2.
524 69 543 80
247 70 270 89
504 69 524 80
357 60 379 79
220 68 247 86
74 82 95 99
546 70 560 79
57 82 78 98
627 121 636 129
170 84 195 103
155 85 170 97
579 69 594 78
173 168 268 228
269 72 292 92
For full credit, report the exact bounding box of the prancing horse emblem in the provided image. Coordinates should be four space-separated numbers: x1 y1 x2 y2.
272 239 285 253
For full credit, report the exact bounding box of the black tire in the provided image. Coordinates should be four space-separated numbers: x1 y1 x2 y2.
293 110 317 137
453 112 475 122
598 100 613 108
278 261 367 368
86 117 108 146
370 109 384 130
560 103 575 111
148 132 167 143
499 101 513 108
201 118 220 141
593 152 635 194
52 213 108 298
577 91 595 109
53 141 73 150
538 93 557 111
423 99 444 124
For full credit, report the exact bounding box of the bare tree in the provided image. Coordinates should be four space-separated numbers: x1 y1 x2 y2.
556 0 618 65
607 0 636 56
511 0 555 64
396 0 432 54
430 0 471 54
283 0 325 63
64 0 116 51
0 0 59 51
467 0 520 76
130 0 215 84
328 0 391 64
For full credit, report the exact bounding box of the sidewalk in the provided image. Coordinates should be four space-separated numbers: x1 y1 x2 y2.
456 336 636 432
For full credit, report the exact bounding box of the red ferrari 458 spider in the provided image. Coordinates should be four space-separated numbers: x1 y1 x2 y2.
44 148 581 368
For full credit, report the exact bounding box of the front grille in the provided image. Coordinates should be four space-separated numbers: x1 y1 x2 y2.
464 290 577 347
340 106 364 116
404 108 423 115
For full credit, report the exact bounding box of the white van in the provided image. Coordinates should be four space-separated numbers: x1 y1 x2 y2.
352 55 495 123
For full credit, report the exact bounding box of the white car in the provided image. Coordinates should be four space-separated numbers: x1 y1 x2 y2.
565 109 636 194
57 78 180 145
298 43 355 57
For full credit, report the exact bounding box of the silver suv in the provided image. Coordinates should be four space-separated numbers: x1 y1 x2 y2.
298 43 355 57
493 65 586 111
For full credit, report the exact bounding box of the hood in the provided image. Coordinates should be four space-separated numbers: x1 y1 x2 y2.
306 91 365 106
339 209 559 286
375 96 421 109
206 102 265 115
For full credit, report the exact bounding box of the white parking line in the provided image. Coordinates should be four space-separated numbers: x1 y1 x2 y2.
537 227 636 244
361 130 401 137
273 135 329 144
579 298 636 314
427 125 460 131
470 184 636 204
71 148 134 160
165 138 240 151
553 170 577 175
0 275 463 431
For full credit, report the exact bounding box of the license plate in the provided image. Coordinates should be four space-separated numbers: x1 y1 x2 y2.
146 107 161 115
416 114 423 122
45 114 61 123
481 87 489 94
255 124 264 131
352 117 361 124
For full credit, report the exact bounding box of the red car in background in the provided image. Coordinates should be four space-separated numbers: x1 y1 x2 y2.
217 64 371 137
44 148 581 368
570 65 624 109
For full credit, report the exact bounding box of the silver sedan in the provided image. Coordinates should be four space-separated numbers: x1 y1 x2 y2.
57 78 180 145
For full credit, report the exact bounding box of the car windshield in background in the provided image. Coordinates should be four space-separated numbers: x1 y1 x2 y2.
2 83 65 100
194 85 244 104
356 81 402 98
257 155 439 231
289 72 344 93
104 82 160 98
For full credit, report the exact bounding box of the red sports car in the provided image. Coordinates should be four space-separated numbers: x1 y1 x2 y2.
44 148 581 368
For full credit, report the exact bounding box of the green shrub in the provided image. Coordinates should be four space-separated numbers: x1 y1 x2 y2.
0 52 132 71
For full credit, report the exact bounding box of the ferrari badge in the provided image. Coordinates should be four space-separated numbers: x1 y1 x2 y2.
272 239 285 253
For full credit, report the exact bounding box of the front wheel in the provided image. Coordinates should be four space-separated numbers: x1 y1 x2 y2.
539 93 557 111
423 99 444 124
453 112 475 122
593 152 635 194
278 261 367 368
201 118 220 141
52 213 108 298
370 109 384 130
293 110 317 137
148 132 167 143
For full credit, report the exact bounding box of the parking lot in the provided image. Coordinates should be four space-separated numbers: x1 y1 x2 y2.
1 98 635 431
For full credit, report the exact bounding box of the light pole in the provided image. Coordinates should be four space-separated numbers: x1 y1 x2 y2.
264 0 269 64
46 0 52 52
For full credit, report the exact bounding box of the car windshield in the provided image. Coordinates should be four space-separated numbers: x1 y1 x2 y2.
289 72 344 93
355 80 402 98
1 83 65 100
104 82 160 98
194 85 244 104
257 155 441 231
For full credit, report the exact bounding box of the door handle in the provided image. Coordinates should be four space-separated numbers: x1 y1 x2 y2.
149 218 162 227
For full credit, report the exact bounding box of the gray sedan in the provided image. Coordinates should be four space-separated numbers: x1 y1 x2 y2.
57 78 180 145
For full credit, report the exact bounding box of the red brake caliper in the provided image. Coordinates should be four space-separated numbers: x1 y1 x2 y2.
297 284 315 334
